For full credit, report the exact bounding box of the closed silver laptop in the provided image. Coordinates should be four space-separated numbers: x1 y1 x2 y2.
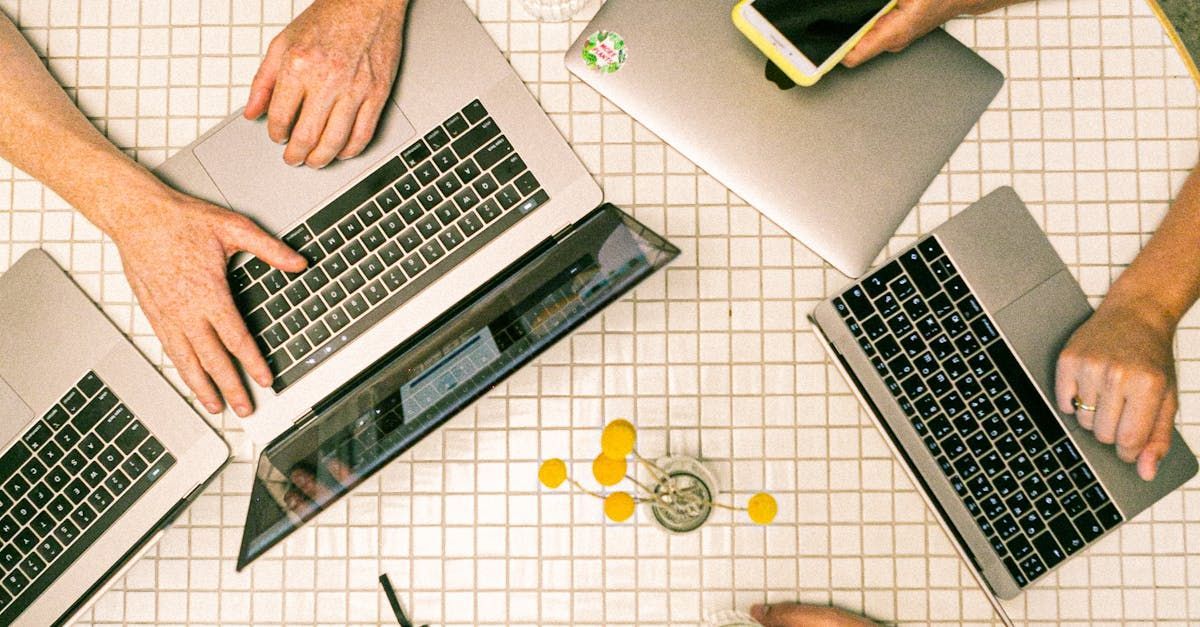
811 188 1196 616
0 249 229 625
565 0 1004 277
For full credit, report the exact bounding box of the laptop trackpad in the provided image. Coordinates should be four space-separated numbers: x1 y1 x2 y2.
193 99 415 235
0 375 34 446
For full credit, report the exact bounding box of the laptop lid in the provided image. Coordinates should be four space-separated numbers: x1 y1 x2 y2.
565 0 1004 277
237 205 679 569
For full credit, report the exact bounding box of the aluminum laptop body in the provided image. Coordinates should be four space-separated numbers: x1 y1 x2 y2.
810 188 1197 615
0 250 229 625
565 0 1004 277
157 1 682 568
157 0 601 449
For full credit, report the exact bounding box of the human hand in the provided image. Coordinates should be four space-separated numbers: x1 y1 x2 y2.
110 186 307 417
245 0 408 168
750 603 876 627
843 0 1020 68
1055 301 1178 481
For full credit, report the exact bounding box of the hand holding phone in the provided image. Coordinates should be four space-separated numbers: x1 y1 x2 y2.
733 0 898 87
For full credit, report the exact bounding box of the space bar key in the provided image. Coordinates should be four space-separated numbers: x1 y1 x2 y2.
985 341 1068 442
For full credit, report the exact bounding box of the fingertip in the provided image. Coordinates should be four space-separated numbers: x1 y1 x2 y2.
750 604 767 621
203 400 223 414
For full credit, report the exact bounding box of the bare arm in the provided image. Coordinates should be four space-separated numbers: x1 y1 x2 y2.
1056 163 1200 480
843 0 1034 68
0 13 306 416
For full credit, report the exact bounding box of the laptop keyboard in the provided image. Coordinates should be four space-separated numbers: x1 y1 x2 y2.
229 99 550 392
833 236 1123 588
0 372 175 623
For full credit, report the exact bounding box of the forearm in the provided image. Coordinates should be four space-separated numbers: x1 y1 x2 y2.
963 0 1035 15
1102 164 1200 330
0 14 169 236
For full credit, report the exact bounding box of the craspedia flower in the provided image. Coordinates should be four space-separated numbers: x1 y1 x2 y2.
538 458 567 489
592 453 627 487
747 492 777 525
604 491 635 522
600 419 636 459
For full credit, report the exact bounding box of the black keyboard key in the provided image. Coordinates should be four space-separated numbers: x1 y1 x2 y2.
139 437 165 463
115 421 148 455
966 475 992 499
88 486 113 512
45 465 69 491
1020 510 1046 537
953 455 980 479
416 213 441 239
306 321 332 345
1035 493 1062 520
1073 510 1104 542
424 126 450 151
435 171 462 197
77 373 103 398
980 494 1005 519
71 389 118 434
228 267 253 293
971 316 999 344
0 443 31 478
454 158 481 183
1096 503 1123 530
364 280 388 305
432 147 458 172
452 117 500 159
43 406 70 431
1048 514 1084 555
31 511 55 536
413 161 439 186
104 470 130 496
47 495 71 521
463 99 487 123
284 225 314 251
899 249 940 297
514 171 540 196
493 154 527 186
65 479 88 503
0 546 19 571
995 513 1019 539
875 336 900 361
864 262 901 297
453 188 481 213
28 482 53 508
20 459 45 484
496 184 521 210
444 112 469 137
262 270 289 294
841 286 873 319
18 555 43 581
70 502 95 528
36 536 62 562
96 405 133 441
993 471 1018 497
401 140 432 168
361 255 386 280
927 416 953 439
287 336 313 360
344 294 369 318
915 395 939 419
438 225 465 251
302 295 328 320
81 461 105 488
476 135 514 171
420 240 445 264
382 267 407 291
1007 535 1033 560
1081 483 1110 509
54 519 79 545
928 293 954 318
325 307 351 333
1069 464 1096 490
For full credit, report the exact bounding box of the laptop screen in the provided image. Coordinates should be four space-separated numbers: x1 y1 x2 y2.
237 205 678 569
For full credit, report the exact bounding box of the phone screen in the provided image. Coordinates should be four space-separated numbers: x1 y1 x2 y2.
751 0 892 67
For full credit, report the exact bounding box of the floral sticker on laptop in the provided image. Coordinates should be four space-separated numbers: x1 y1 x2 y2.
582 31 627 74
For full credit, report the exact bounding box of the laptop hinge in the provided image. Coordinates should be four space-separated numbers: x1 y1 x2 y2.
552 222 574 241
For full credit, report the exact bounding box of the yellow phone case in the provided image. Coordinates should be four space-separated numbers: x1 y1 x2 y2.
732 0 898 87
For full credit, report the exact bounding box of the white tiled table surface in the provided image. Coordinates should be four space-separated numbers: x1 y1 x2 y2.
1 0 1198 624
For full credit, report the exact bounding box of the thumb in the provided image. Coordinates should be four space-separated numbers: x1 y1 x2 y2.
842 10 911 68
224 215 308 273
1136 391 1177 481
245 39 285 120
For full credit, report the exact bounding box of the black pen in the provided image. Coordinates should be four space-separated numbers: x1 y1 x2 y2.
379 573 413 627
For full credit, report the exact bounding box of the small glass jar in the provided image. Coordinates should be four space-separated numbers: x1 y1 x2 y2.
646 456 718 534
519 0 589 22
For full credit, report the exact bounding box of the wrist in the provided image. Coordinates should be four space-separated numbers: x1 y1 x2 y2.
1098 280 1183 337
73 151 177 241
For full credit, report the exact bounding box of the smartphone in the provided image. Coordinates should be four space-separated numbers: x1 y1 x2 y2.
733 0 898 87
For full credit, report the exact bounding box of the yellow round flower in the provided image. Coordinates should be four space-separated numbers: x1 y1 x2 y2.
600 419 637 459
747 492 778 525
538 458 567 489
604 491 635 522
592 453 627 487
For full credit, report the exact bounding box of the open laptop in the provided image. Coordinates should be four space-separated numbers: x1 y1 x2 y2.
810 188 1197 613
156 0 678 568
564 0 1004 277
0 249 229 625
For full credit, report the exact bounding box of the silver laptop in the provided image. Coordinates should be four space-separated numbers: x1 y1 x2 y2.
810 188 1197 612
156 0 678 568
565 0 1004 277
0 249 229 625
